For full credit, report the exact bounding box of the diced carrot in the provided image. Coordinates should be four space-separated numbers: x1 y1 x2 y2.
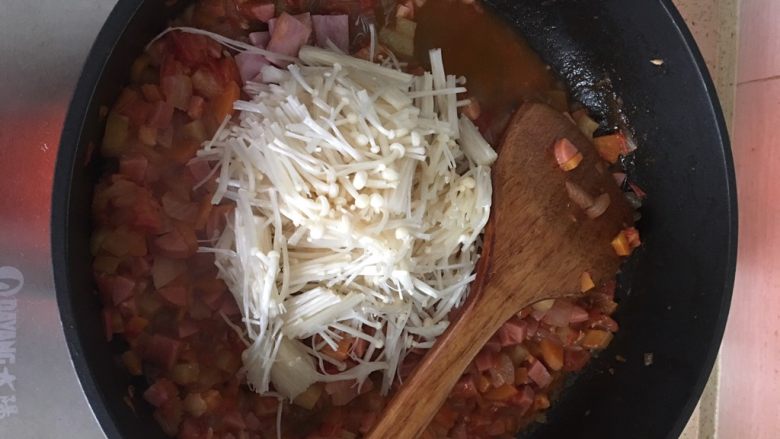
433 403 458 429
593 132 628 164
121 350 143 375
581 329 614 349
321 336 352 361
539 338 564 371
580 271 595 292
484 383 519 401
165 138 202 165
475 373 491 393
212 81 240 122
293 383 323 410
124 316 149 338
138 125 157 146
611 230 632 256
533 393 551 410
141 83 163 102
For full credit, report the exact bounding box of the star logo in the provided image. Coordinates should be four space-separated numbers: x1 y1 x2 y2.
0 367 16 391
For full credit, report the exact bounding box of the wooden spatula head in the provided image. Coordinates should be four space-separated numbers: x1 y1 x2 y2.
367 102 634 439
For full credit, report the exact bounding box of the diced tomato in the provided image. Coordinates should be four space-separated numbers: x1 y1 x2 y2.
593 132 628 164
187 95 205 120
96 275 137 306
144 334 182 370
324 380 360 406
147 100 175 129
169 32 217 66
159 285 190 307
563 349 591 372
161 74 194 111
119 153 148 184
450 375 478 399
222 409 246 431
141 83 163 102
144 378 179 408
124 316 149 338
191 67 225 99
241 1 275 22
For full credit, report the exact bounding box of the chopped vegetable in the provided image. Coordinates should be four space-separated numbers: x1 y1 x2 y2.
594 132 629 164
585 193 611 219
580 271 595 292
553 138 583 171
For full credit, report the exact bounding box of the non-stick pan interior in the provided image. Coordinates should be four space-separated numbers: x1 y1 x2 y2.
53 1 736 438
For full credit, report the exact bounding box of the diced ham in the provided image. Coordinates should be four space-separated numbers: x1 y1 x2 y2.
268 12 312 35
144 334 182 370
450 375 478 398
244 412 261 432
97 274 136 306
482 335 501 353
159 285 189 307
235 52 269 84
249 31 270 48
325 380 360 406
222 410 247 430
312 15 349 52
129 256 151 277
119 154 148 184
507 385 535 414
527 359 553 388
267 13 313 62
498 318 527 347
474 350 494 372
144 378 178 408
178 319 199 338
147 101 174 129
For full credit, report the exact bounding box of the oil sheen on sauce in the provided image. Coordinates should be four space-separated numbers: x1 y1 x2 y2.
414 1 568 142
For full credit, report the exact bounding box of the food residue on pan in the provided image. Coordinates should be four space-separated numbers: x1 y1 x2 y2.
90 1 644 438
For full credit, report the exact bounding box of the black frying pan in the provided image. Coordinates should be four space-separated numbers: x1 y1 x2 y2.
52 1 737 438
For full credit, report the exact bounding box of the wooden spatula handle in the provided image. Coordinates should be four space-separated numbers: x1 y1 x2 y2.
366 282 514 439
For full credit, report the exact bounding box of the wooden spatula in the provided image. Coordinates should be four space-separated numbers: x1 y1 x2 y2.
367 102 634 438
